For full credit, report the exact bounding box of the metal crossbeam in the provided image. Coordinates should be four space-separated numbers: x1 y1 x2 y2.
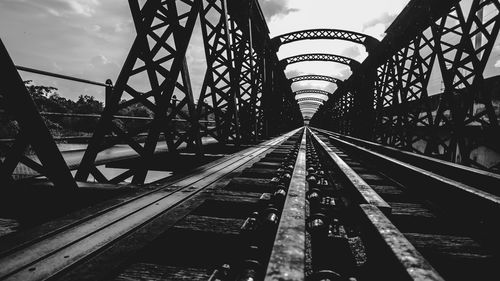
272 28 379 53
296 97 325 103
289 74 341 84
281 53 360 68
294 89 331 96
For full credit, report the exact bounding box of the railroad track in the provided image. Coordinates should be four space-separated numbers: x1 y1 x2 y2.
0 127 498 280
309 127 500 280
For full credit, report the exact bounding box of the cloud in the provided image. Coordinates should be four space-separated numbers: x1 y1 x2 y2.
363 23 387 40
43 0 100 17
259 0 299 21
362 12 397 39
0 0 134 101
362 12 397 30
10 0 101 18
89 55 119 71
341 46 361 59
285 69 305 79
337 68 352 80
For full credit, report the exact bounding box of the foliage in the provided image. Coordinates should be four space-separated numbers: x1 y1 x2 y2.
0 81 147 138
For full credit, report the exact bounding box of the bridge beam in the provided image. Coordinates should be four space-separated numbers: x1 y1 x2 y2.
289 74 342 85
271 28 380 54
280 53 360 70
0 39 77 189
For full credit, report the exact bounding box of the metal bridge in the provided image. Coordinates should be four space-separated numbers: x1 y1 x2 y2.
0 0 499 280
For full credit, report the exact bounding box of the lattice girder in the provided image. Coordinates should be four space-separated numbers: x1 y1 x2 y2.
272 28 380 53
289 75 341 85
76 0 202 184
280 53 360 69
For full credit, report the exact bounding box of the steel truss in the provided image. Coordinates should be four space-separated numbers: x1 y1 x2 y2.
280 53 360 69
289 75 341 84
297 97 325 103
294 89 331 97
0 39 77 189
72 0 294 184
313 0 500 170
272 28 380 53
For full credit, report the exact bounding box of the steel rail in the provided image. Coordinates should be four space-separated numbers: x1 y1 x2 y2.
312 127 500 196
319 132 500 249
0 129 301 280
359 204 445 281
265 128 307 280
308 129 391 213
325 132 500 209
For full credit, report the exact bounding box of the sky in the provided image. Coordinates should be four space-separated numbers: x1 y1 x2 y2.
0 0 498 118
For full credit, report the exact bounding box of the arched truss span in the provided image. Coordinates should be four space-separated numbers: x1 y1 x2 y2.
280 53 360 68
272 29 379 52
294 89 331 97
290 75 341 84
297 97 325 103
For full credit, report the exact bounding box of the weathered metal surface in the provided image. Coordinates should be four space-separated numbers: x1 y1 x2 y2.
289 74 341 85
0 129 299 281
311 0 500 171
272 29 379 53
316 128 500 196
310 130 391 213
359 204 444 281
265 128 306 281
0 39 77 189
328 134 500 216
280 53 360 68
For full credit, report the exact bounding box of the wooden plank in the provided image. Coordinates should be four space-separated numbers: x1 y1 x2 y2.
370 184 404 196
252 162 283 169
359 204 444 281
173 215 245 235
309 130 391 214
207 189 262 199
0 219 19 238
115 263 210 281
328 135 500 236
404 233 496 280
224 177 277 192
265 128 306 281
241 167 279 177
390 203 435 218
403 233 493 259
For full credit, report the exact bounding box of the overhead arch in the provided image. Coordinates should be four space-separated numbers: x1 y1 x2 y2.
289 75 341 84
297 97 325 103
280 53 360 69
272 28 379 53
294 89 332 97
